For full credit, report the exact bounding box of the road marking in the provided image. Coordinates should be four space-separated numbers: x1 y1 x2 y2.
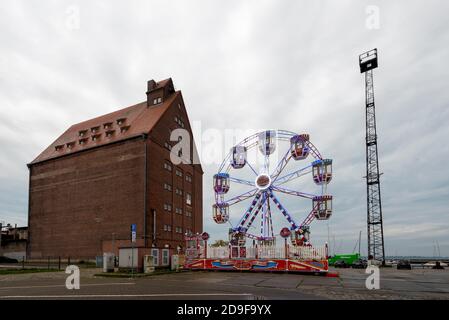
0 282 135 290
0 293 254 299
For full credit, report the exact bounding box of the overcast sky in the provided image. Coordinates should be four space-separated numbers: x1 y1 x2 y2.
1 0 448 256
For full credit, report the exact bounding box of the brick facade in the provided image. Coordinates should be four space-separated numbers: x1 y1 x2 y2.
28 79 203 259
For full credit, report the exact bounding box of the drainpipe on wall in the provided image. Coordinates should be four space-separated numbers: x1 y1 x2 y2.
153 209 156 243
143 133 148 247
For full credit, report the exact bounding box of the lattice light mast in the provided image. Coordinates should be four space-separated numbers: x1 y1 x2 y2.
359 49 385 264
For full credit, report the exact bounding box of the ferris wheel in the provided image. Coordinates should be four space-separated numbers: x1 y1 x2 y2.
212 130 333 246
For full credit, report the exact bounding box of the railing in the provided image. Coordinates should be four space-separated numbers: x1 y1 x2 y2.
0 256 98 271
205 245 327 260
289 245 327 260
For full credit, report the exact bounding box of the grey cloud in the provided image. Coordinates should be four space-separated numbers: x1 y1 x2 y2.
1 0 448 256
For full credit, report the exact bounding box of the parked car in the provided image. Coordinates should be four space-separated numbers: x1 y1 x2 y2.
352 259 368 269
334 260 350 268
397 260 412 270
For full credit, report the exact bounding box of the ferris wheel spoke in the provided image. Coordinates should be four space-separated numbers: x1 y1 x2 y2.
272 164 313 185
271 185 318 200
270 148 292 182
305 140 323 160
299 203 319 228
222 188 258 206
246 161 259 176
228 176 255 187
268 191 299 230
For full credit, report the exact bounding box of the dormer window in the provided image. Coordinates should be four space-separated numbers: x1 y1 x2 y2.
105 129 116 138
153 97 162 105
120 125 130 133
79 138 88 145
78 130 88 137
91 126 100 134
117 118 126 126
91 134 101 142
164 142 172 151
103 122 113 130
55 144 64 151
66 141 75 149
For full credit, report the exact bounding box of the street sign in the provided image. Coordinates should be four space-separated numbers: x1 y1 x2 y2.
131 224 137 243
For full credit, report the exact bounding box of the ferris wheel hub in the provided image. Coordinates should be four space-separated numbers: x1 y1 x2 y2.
255 174 271 190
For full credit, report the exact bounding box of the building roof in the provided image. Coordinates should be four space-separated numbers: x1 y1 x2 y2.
30 79 177 165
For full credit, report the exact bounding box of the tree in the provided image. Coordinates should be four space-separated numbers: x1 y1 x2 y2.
210 240 229 247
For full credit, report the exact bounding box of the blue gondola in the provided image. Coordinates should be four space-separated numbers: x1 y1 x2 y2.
312 159 332 185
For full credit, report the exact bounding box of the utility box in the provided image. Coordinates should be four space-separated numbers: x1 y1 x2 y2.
144 255 155 273
103 252 115 273
171 255 179 271
119 247 141 271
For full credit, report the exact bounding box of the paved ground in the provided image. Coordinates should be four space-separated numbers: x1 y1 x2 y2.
0 267 448 300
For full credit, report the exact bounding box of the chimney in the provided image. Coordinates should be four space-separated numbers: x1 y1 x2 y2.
147 80 156 91
146 80 157 107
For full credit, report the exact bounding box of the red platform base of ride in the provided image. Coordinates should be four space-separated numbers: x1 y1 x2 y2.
184 258 328 273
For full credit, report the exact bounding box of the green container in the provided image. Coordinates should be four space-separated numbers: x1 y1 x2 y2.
328 253 360 265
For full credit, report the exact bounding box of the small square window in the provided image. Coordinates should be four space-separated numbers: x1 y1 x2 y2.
117 118 127 126
120 125 130 133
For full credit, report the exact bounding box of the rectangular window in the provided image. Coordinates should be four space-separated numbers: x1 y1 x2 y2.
105 130 115 138
186 193 192 206
151 249 159 266
164 162 172 171
162 249 169 266
164 142 172 151
164 204 172 212
116 118 127 125
91 126 100 133
186 175 192 183
164 183 172 191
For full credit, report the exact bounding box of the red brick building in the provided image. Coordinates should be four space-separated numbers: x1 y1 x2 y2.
27 78 203 264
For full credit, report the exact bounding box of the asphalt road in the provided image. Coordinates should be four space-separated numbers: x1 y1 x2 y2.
0 267 448 300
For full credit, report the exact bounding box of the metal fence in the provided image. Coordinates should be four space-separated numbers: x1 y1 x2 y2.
206 245 327 260
1 257 98 270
